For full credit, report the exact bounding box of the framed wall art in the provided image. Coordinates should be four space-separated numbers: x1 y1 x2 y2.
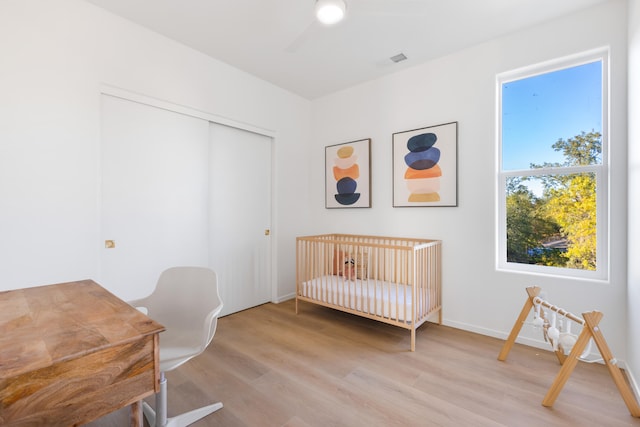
325 138 371 208
393 121 458 207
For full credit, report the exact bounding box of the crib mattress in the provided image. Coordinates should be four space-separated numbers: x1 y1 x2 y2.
301 275 415 322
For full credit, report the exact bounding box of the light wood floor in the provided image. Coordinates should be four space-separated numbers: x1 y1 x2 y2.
88 299 640 427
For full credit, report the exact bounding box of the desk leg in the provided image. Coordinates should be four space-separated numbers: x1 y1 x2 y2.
130 400 143 427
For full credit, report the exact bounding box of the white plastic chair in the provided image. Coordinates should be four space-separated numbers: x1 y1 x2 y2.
129 266 224 427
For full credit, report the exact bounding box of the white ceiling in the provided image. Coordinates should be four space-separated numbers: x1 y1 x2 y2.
85 0 608 100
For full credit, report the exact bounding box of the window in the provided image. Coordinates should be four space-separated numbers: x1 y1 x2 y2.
497 50 608 280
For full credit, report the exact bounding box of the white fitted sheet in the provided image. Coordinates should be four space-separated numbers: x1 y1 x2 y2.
301 275 415 322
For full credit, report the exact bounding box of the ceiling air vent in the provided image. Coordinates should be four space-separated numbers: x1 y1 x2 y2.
390 53 407 63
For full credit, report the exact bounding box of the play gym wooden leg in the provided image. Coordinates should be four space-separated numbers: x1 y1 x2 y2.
498 286 541 361
582 311 640 417
542 326 592 407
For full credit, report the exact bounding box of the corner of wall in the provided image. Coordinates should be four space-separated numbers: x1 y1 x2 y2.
628 0 640 404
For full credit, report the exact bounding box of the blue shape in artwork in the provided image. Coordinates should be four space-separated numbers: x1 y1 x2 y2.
336 177 357 194
407 133 437 152
335 193 361 205
404 147 440 170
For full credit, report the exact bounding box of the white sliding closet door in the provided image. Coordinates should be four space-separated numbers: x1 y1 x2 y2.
100 95 210 300
209 123 272 316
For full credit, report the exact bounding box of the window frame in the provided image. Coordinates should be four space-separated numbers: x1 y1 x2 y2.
496 48 609 281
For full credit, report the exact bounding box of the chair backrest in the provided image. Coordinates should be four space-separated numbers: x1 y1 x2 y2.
143 267 223 357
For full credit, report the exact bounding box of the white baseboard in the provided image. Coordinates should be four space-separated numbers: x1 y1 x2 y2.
442 318 604 360
625 364 640 406
273 292 295 304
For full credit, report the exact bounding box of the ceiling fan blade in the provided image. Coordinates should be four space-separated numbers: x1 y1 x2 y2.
353 0 431 16
285 20 320 53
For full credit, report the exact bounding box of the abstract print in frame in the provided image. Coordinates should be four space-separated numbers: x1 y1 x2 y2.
325 138 371 208
393 122 458 207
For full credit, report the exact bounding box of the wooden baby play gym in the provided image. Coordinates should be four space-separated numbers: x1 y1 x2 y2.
498 286 640 418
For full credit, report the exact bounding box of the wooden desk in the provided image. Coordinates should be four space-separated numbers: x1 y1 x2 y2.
0 280 165 426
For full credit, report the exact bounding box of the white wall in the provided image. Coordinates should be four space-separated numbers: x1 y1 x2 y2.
627 0 640 397
0 0 311 298
311 0 630 358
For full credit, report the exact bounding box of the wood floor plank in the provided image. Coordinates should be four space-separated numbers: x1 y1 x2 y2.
344 366 503 427
87 300 640 427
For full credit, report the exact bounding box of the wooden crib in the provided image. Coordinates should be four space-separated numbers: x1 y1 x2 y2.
295 234 442 351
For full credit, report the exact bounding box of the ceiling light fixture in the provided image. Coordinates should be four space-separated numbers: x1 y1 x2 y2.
315 0 347 25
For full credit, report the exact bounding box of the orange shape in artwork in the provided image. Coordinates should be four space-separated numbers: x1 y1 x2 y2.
333 164 360 181
404 164 442 179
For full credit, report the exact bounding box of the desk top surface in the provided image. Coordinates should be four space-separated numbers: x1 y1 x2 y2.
0 280 164 379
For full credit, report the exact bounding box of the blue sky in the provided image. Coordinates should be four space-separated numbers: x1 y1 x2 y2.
502 60 602 171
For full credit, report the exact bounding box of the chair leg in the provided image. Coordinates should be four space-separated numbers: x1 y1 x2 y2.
141 372 223 427
142 401 157 427
164 402 224 427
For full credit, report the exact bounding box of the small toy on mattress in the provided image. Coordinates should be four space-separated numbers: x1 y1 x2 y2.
296 234 442 351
